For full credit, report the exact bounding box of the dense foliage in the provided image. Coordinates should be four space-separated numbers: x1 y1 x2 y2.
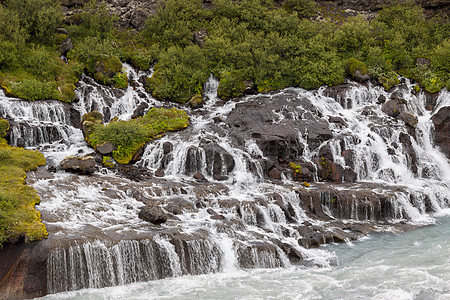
0 119 47 247
87 108 189 164
142 0 449 102
0 0 448 102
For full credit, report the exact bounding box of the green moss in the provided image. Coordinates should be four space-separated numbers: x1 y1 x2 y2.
87 107 189 164
113 71 128 89
102 156 115 168
413 85 420 93
93 55 123 86
0 118 9 137
0 142 47 247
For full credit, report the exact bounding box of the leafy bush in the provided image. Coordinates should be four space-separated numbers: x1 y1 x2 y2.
144 0 209 48
147 45 209 103
73 0 116 39
21 46 60 80
4 0 63 44
11 79 57 100
217 70 247 99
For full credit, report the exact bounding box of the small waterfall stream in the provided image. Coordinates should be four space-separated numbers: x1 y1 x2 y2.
1 69 449 296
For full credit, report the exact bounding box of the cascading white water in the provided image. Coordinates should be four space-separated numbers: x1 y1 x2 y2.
1 69 449 296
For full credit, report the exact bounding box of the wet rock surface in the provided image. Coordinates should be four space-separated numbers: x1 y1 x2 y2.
59 154 98 174
431 106 450 159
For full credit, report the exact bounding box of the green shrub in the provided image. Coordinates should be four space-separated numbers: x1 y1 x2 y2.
217 70 247 99
21 45 59 80
0 41 19 70
147 45 209 103
11 79 57 100
75 0 116 39
144 0 209 48
4 0 63 44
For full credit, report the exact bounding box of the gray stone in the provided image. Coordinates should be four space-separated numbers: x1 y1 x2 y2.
59 155 97 174
138 203 167 224
96 142 116 155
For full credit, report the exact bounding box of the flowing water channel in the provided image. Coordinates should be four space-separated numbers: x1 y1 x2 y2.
38 213 450 300
1 64 449 297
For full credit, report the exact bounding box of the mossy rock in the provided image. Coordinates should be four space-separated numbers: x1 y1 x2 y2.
0 118 9 138
81 111 104 138
102 156 115 168
113 71 128 89
379 73 400 91
93 55 122 85
348 58 369 82
87 107 190 164
82 111 104 123
188 94 203 108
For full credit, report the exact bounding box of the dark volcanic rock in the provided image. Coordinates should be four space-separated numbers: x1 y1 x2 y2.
117 165 152 181
0 241 49 298
202 141 235 177
60 37 73 55
381 99 406 118
399 112 418 128
431 106 450 159
225 91 332 165
399 132 419 175
131 102 149 119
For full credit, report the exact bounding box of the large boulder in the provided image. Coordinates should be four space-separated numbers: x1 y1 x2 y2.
431 106 450 159
59 155 97 174
138 203 168 225
81 111 103 138
381 99 406 118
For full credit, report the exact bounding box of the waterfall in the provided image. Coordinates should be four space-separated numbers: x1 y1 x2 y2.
1 67 449 296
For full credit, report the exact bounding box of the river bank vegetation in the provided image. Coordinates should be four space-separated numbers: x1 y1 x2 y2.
0 0 448 103
0 119 47 247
